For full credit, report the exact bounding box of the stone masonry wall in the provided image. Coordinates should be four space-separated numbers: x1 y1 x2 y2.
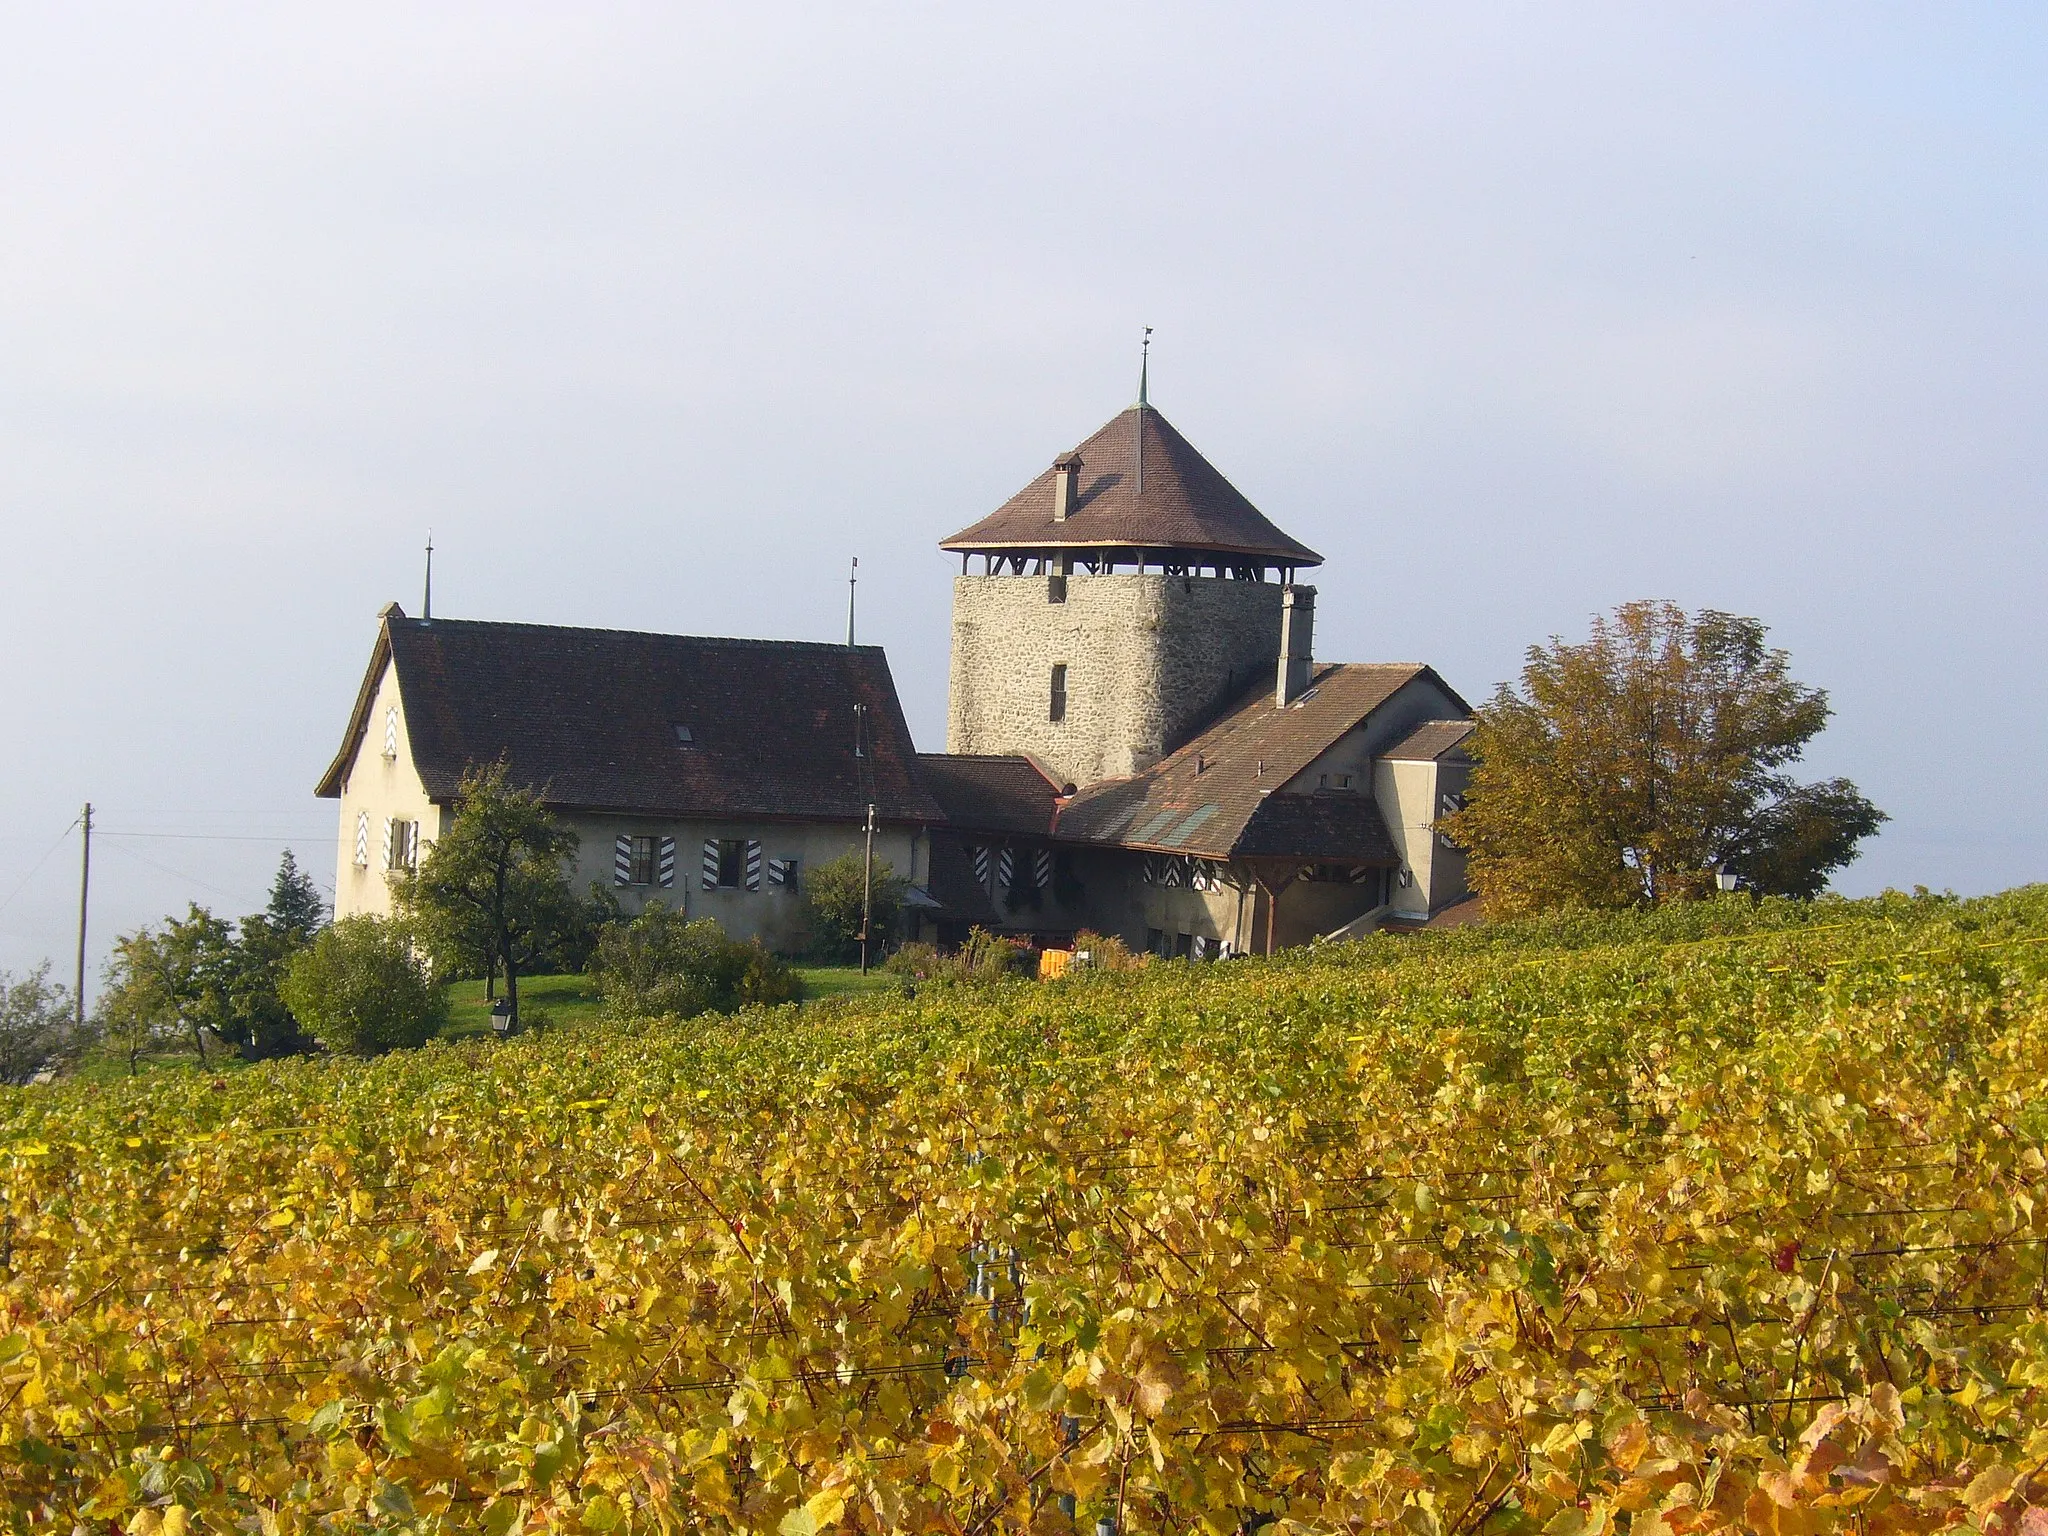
947 573 1284 788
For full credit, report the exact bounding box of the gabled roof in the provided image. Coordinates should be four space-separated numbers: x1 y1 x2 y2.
916 754 1063 837
1382 719 1476 762
1054 663 1458 861
316 610 943 825
940 405 1322 567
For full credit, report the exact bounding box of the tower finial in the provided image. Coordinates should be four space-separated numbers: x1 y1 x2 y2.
422 532 434 622
1138 326 1152 406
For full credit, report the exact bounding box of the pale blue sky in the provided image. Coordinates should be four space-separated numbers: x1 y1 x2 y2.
2 4 2042 985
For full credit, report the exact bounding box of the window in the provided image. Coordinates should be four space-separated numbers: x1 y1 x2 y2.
1174 932 1195 960
386 819 419 871
1145 927 1166 957
716 839 746 888
628 835 658 886
673 723 695 748
1317 772 1354 791
1048 663 1067 723
768 857 800 889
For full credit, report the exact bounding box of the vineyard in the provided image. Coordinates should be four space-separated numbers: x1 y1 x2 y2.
5 888 2048 1534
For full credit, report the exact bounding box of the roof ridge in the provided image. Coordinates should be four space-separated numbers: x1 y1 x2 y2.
387 614 886 653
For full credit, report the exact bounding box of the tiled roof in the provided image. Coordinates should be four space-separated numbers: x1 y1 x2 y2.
1381 719 1476 761
317 612 943 825
915 754 1062 836
940 405 1323 566
1054 663 1437 859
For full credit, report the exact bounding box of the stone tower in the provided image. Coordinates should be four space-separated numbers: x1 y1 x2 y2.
941 395 1322 788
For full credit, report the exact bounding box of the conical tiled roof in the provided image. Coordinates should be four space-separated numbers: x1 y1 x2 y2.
940 405 1322 567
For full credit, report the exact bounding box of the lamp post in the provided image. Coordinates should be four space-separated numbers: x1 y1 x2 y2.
859 802 877 973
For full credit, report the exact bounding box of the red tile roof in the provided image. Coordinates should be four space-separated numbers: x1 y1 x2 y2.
940 406 1322 567
916 754 1064 836
317 612 942 826
1055 664 1450 860
1381 719 1476 761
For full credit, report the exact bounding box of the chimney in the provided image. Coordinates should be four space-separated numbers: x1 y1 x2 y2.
1276 585 1316 707
1052 454 1082 522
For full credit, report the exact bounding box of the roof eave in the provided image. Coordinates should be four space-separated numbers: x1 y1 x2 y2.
314 618 397 799
940 535 1324 565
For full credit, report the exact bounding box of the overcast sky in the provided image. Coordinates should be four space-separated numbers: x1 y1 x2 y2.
3 3 2043 988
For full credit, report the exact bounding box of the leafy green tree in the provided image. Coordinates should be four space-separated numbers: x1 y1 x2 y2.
99 905 237 1067
279 916 447 1055
799 851 906 963
589 902 800 1020
0 965 80 1086
391 761 579 1028
1442 601 1886 915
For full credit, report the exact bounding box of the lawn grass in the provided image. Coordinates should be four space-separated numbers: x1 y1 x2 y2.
441 972 605 1039
793 966 901 1003
440 967 894 1038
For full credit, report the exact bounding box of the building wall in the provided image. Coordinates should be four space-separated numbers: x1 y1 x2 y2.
332 658 926 952
561 814 924 954
332 659 446 921
947 573 1284 788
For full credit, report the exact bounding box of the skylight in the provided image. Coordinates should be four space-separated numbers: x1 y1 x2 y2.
673 724 695 747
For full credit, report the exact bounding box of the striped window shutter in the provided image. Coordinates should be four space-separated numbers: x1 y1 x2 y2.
354 812 370 867
381 818 395 870
996 847 1015 892
701 840 720 889
969 844 991 888
767 858 793 888
658 837 676 887
613 834 632 886
1162 857 1184 888
745 840 762 891
383 708 398 758
1033 849 1053 890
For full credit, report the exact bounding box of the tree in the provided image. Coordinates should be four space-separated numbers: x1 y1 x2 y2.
799 851 906 964
100 906 237 1068
264 848 327 935
279 916 447 1055
391 761 579 1028
1441 601 1886 915
589 903 801 1020
0 965 81 1086
205 852 329 1060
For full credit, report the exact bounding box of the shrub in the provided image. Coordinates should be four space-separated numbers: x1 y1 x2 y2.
590 903 801 1021
1070 930 1145 972
882 927 1037 986
800 852 907 963
279 916 447 1056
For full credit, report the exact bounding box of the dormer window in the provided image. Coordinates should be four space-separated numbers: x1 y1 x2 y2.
1318 772 1354 791
673 723 695 748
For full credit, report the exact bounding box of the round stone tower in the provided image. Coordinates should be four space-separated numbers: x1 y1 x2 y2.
941 393 1323 789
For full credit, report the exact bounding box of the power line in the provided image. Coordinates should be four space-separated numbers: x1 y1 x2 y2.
0 814 83 924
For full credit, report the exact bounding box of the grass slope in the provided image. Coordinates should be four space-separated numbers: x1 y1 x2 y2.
4 889 2047 1533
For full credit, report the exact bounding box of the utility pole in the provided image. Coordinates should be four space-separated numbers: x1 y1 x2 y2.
846 556 858 648
859 802 877 974
74 803 91 1031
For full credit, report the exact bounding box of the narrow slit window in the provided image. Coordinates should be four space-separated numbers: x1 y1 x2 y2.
1048 663 1067 723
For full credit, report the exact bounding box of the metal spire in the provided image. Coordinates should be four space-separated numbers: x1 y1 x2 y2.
422 533 433 622
1135 326 1152 494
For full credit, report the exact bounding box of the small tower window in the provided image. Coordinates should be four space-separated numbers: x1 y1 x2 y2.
1048 664 1067 723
